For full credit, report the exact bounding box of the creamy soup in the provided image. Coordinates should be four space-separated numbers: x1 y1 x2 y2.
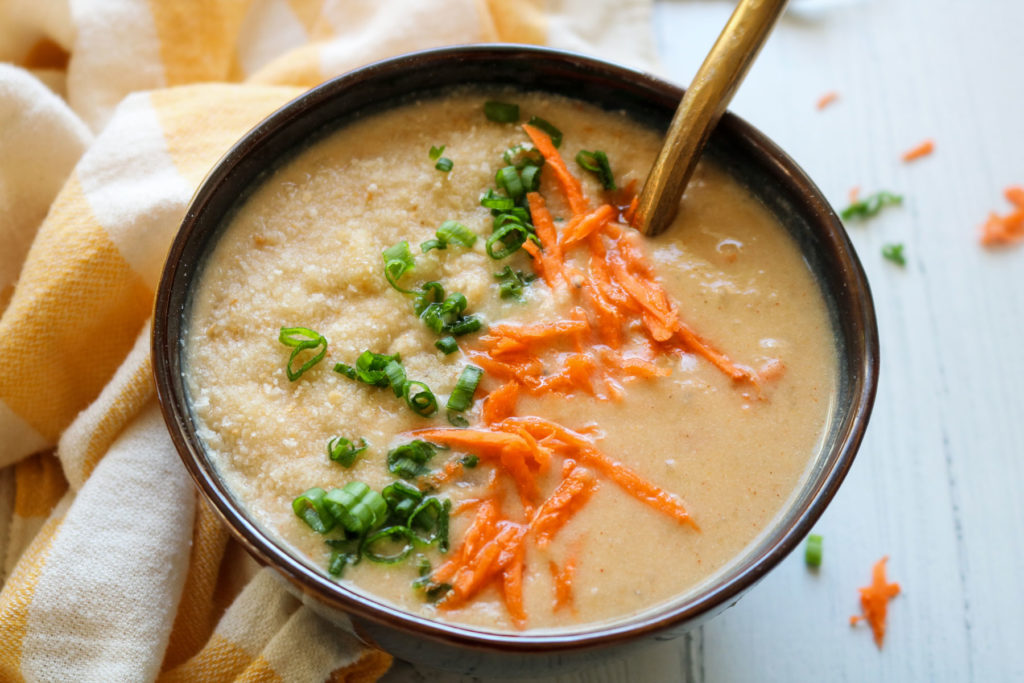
185 90 836 632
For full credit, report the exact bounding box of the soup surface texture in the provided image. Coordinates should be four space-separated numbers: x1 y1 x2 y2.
185 91 836 633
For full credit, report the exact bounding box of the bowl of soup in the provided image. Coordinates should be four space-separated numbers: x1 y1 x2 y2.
152 45 878 675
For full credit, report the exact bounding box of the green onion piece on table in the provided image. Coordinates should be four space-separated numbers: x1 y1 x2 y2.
363 526 415 564
575 149 616 190
278 327 327 381
324 482 387 535
805 533 823 567
526 116 563 148
434 157 453 172
292 487 335 534
326 436 368 467
840 191 903 220
382 241 417 293
882 243 907 266
388 440 437 479
428 145 445 160
483 100 519 123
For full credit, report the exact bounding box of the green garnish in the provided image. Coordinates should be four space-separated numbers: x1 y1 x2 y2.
484 100 519 123
324 481 388 535
278 327 327 381
292 487 335 534
334 350 398 387
576 149 616 190
382 241 418 293
526 116 563 148
496 166 526 200
415 287 482 337
382 481 423 523
388 440 437 479
840 191 903 220
882 243 907 266
494 265 536 301
486 221 537 259
805 533 823 567
446 365 483 413
435 157 453 173
408 497 451 551
428 145 445 160
480 189 515 211
326 536 362 577
363 526 415 564
434 336 458 355
459 454 479 468
420 220 476 253
403 380 438 417
383 359 407 397
326 436 368 467
503 143 544 169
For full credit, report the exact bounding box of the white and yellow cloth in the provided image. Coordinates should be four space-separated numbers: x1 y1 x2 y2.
0 1 655 680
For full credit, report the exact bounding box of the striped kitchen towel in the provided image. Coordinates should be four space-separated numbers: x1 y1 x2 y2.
0 1 655 680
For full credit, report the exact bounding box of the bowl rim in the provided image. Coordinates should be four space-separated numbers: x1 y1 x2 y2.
152 43 879 653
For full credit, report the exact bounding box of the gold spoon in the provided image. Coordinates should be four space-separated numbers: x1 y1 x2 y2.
635 0 789 236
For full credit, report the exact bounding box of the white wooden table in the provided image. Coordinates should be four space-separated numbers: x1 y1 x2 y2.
386 1 1024 679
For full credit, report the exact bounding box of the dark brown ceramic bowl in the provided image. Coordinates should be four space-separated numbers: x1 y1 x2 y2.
153 45 878 676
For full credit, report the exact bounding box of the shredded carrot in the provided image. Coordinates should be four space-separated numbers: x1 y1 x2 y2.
482 381 520 425
816 91 839 110
442 522 527 609
522 124 588 215
431 499 500 585
501 416 699 530
530 466 599 548
482 320 588 345
526 191 566 286
901 139 934 162
560 204 615 248
980 185 1024 246
501 541 527 628
549 553 578 613
848 186 861 204
850 556 901 648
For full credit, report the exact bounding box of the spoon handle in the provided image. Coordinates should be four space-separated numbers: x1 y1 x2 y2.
635 0 789 236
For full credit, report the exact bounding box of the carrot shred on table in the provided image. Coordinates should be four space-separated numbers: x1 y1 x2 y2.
549 553 578 613
980 185 1024 246
850 556 901 649
816 91 839 110
530 466 599 548
482 381 520 425
901 139 934 162
522 124 588 216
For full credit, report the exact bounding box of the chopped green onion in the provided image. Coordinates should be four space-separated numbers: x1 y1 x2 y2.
382 241 417 293
459 454 479 468
382 480 423 523
483 100 519 123
324 482 387 535
403 380 438 417
415 554 432 577
421 221 476 253
292 487 335 534
882 243 907 266
494 266 536 301
526 116 563 148
480 189 515 211
413 281 446 315
326 436 368 467
388 440 437 479
338 350 399 387
447 315 482 336
413 577 452 603
278 327 327 381
384 360 407 398
447 365 483 413
428 145 445 160
363 526 414 564
408 497 451 551
435 336 458 354
519 164 541 193
503 143 544 169
840 191 903 220
333 363 357 380
435 157 453 172
496 166 525 200
447 412 469 427
486 221 536 259
805 533 823 567
326 536 363 576
576 149 616 190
